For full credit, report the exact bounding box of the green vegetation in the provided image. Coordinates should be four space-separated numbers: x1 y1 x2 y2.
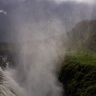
59 51 96 96
58 20 96 96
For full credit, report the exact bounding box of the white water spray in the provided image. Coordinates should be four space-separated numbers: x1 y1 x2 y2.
0 0 67 96
0 67 25 96
15 20 65 96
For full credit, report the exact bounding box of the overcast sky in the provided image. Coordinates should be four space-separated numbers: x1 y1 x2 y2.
0 0 96 42
55 0 96 4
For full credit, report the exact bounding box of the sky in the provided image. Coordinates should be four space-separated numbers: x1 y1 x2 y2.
55 0 96 4
0 0 96 42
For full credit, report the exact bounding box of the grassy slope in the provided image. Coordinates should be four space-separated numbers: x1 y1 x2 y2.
58 20 96 96
59 51 96 96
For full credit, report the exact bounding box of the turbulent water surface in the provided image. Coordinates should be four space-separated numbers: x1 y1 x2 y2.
0 67 25 96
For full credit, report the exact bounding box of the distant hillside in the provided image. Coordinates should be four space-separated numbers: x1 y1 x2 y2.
0 43 17 67
0 43 15 55
67 20 96 52
59 20 96 96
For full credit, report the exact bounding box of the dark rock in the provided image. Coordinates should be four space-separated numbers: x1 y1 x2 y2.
0 56 6 70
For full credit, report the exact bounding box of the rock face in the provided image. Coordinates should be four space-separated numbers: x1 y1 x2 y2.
58 20 96 96
59 53 96 96
67 20 96 52
0 57 6 69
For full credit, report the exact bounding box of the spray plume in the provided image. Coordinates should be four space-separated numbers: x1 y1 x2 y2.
0 0 94 96
11 0 66 96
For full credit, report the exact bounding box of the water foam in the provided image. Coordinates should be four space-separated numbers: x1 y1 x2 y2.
0 67 25 96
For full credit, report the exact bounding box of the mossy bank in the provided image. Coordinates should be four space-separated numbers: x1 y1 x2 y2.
58 51 96 96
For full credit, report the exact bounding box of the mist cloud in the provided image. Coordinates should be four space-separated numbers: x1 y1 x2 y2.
54 0 96 4
0 0 96 42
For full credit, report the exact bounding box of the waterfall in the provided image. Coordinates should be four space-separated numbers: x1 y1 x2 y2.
0 67 25 96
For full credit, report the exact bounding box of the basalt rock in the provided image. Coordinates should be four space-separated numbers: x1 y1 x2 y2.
0 57 6 69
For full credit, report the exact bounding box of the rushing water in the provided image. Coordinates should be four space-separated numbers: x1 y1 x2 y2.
0 67 25 96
